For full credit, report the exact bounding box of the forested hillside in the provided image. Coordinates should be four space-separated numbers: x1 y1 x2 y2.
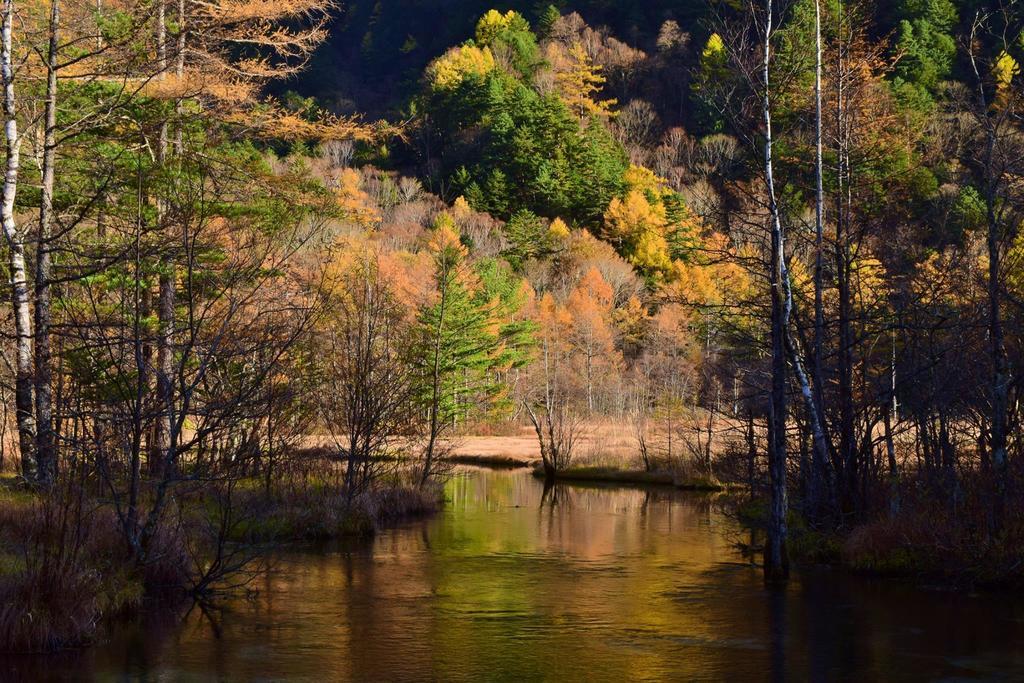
289 1 710 117
0 0 1022 656
302 0 1024 584
336 0 1022 584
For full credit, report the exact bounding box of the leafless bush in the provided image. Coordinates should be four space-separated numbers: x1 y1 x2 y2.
321 139 355 169
614 100 660 149
398 176 422 203
315 254 420 501
525 399 583 477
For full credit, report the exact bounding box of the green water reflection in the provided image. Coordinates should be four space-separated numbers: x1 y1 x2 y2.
7 468 1024 681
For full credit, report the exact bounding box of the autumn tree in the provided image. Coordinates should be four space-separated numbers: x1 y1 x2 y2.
317 253 419 501
416 9 628 225
525 291 579 479
565 267 620 413
413 215 531 484
549 41 617 120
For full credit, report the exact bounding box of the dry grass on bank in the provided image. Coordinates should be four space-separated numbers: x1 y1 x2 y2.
840 478 1024 587
296 418 730 470
232 478 443 540
0 467 441 654
0 481 189 653
297 421 651 468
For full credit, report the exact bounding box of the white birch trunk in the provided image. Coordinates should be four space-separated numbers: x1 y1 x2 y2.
1 0 35 479
762 0 788 582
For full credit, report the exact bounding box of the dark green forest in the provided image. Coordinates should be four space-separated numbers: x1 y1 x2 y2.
291 1 710 116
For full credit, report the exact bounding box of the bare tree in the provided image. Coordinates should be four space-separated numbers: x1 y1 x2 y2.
525 398 581 480
967 12 1016 534
525 313 582 479
317 254 419 501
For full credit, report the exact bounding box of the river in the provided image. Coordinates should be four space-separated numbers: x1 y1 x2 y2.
7 467 1024 681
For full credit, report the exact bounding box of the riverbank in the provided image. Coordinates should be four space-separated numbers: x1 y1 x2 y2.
529 465 731 491
838 513 1024 588
230 479 442 540
411 423 643 469
439 430 736 491
441 423 742 491
738 497 1024 589
0 475 440 653
443 453 535 468
10 466 1021 681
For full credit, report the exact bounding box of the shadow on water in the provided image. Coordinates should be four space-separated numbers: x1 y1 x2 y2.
3 466 1024 681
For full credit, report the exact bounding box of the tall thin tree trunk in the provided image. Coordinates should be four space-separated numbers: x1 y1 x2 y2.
174 0 184 156
127 170 147 551
154 272 174 473
152 0 174 477
833 5 856 513
746 409 757 498
813 0 825 387
966 20 1009 533
982 107 1008 533
33 0 60 486
837 236 854 506
782 328 829 520
762 0 789 583
704 385 717 476
1 0 35 480
421 262 448 488
807 0 832 518
586 349 593 414
884 404 899 518
264 384 274 499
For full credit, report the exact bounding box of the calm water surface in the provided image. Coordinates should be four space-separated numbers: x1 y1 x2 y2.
7 467 1024 681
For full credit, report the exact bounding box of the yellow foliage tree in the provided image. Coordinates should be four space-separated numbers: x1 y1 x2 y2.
604 190 673 278
452 196 473 220
335 169 380 228
476 9 521 45
566 268 621 412
702 33 726 66
993 50 1020 108
993 50 1020 92
534 292 573 375
552 41 617 119
431 211 460 243
613 295 650 356
623 164 667 195
547 217 571 241
427 44 496 90
662 232 752 309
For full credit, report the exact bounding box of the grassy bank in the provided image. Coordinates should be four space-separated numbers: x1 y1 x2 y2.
443 453 534 468
0 480 165 653
0 475 440 653
838 512 1024 587
531 466 731 491
736 497 1024 589
228 480 443 541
